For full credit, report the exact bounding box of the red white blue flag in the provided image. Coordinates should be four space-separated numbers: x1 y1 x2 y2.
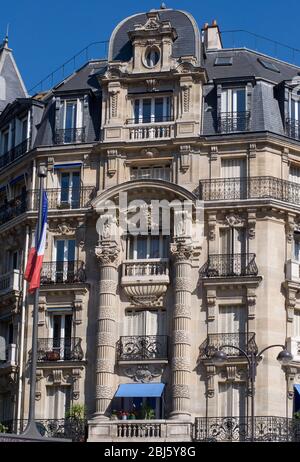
24 191 48 293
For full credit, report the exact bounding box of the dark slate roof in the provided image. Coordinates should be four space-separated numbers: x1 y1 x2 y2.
0 41 27 113
109 9 201 64
53 60 107 93
204 48 300 83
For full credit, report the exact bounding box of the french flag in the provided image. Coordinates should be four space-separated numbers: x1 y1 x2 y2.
24 191 48 293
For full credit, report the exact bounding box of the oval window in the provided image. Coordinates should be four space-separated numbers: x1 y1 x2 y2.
145 48 160 68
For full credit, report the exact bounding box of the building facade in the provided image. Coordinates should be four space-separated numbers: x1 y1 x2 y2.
1 6 300 441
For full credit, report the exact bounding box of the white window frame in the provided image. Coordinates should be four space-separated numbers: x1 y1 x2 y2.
127 235 168 260
221 87 246 113
130 164 172 181
62 99 83 129
133 96 171 123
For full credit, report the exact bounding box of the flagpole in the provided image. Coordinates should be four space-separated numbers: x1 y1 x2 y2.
22 166 47 439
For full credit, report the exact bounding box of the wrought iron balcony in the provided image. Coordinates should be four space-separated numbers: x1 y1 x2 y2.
193 416 300 442
198 332 258 359
54 127 86 144
3 419 87 442
218 111 250 133
200 254 258 278
0 270 21 295
199 176 300 205
0 138 30 169
286 118 300 140
0 194 27 226
31 186 96 210
36 337 84 361
117 335 168 361
40 260 86 285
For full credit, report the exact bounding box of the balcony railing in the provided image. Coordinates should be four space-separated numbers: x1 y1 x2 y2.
31 186 96 210
193 416 300 442
0 344 17 367
0 138 30 169
117 421 162 438
200 254 258 278
128 123 174 140
0 270 21 294
117 335 168 361
40 261 86 285
122 259 169 277
3 419 87 442
36 337 84 361
54 127 86 144
218 111 250 133
198 332 258 359
286 118 300 140
0 194 27 226
199 176 300 205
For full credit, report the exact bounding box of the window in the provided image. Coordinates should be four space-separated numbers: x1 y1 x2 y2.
124 309 166 337
289 165 300 185
2 130 9 154
127 235 169 260
145 47 160 68
221 88 246 114
54 239 76 283
294 232 300 261
21 118 28 142
258 58 280 73
46 386 71 419
49 312 73 360
218 305 247 334
59 171 81 208
214 56 233 66
133 97 171 123
130 165 171 181
220 227 247 255
60 99 83 143
221 158 247 198
218 382 246 419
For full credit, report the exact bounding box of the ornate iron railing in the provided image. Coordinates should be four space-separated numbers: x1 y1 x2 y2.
0 138 30 169
54 127 86 144
218 111 250 133
3 419 87 442
286 118 300 140
198 332 258 359
117 335 168 361
199 254 258 278
122 259 169 277
40 260 86 284
0 194 27 226
31 186 96 210
199 176 300 204
193 416 300 442
117 422 162 438
36 337 84 361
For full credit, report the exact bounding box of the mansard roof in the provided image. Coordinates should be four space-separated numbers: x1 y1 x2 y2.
108 8 201 64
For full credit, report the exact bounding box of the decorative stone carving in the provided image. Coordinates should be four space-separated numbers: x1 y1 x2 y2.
180 145 191 172
95 385 114 399
173 330 191 345
208 213 217 241
73 294 84 325
35 370 44 401
225 213 245 227
172 357 191 371
206 365 216 398
72 368 82 400
210 145 218 161
107 149 118 176
97 332 116 347
247 287 257 320
146 79 159 92
206 288 217 321
95 240 120 266
96 359 115 373
140 147 159 158
110 91 119 118
182 85 191 113
170 238 193 261
248 143 256 158
48 223 76 235
286 214 296 243
247 209 256 240
124 365 163 383
38 295 46 326
226 365 237 382
285 366 298 399
285 285 297 322
282 147 289 164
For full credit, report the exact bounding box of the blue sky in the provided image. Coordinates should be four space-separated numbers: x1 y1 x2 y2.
2 0 300 92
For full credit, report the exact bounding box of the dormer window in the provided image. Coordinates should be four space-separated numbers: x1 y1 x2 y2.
145 47 160 68
55 98 85 144
219 87 249 133
286 90 300 140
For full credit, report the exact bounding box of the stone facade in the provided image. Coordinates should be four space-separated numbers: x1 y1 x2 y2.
0 7 300 442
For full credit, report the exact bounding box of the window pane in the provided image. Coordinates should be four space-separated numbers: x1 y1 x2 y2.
142 99 151 123
71 172 80 207
67 240 76 261
150 237 160 258
65 102 77 129
56 240 65 261
154 98 164 122
134 100 139 123
136 237 147 259
22 119 28 141
236 89 246 112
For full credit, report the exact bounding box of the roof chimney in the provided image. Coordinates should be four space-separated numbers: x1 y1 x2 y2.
203 19 222 51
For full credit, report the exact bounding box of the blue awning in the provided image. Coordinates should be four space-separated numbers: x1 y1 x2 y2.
115 383 165 398
294 385 300 412
53 163 82 169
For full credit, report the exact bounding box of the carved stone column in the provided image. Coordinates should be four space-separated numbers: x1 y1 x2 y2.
169 237 193 420
94 239 120 419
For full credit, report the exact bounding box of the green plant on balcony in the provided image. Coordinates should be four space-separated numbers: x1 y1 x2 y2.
0 422 8 433
294 410 300 419
65 403 86 420
141 403 155 420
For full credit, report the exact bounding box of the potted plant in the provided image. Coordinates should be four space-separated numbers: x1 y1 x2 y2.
0 422 8 433
141 403 156 420
121 411 129 420
294 410 300 419
65 403 87 442
128 411 136 420
46 350 60 361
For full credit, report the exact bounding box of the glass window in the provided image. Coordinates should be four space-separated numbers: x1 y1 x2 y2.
294 232 300 261
142 99 151 123
60 171 80 208
46 386 71 419
133 97 171 123
65 101 77 130
145 48 160 68
221 88 246 113
130 165 171 181
21 119 28 141
2 131 9 154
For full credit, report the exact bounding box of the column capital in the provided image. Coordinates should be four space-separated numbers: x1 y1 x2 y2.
170 237 193 262
95 239 120 266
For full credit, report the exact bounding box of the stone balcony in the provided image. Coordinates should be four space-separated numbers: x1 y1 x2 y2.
286 259 300 283
88 419 192 442
121 258 169 306
0 270 21 296
128 122 174 141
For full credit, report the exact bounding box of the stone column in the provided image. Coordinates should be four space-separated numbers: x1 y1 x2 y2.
169 237 193 420
94 239 120 419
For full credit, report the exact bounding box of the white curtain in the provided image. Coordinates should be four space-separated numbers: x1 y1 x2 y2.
221 158 247 178
293 310 300 337
218 305 246 334
124 310 166 336
46 386 70 419
220 228 246 254
289 166 300 185
218 382 246 417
